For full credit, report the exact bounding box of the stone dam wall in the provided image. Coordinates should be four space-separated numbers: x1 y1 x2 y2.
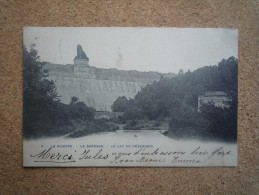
45 63 174 111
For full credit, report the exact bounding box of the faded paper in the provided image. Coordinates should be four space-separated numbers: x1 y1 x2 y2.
23 27 238 167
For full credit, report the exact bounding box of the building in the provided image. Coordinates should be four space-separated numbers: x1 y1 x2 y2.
198 91 230 111
94 111 123 120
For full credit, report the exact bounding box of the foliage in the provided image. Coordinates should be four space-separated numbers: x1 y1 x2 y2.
69 101 95 120
200 103 237 141
113 56 238 141
23 46 112 138
111 96 134 112
169 104 207 129
70 96 79 105
24 46 237 141
122 105 144 120
23 46 61 138
123 120 144 130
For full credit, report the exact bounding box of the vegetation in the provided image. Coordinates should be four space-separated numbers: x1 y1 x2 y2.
111 96 134 112
111 57 238 142
23 46 117 138
24 45 237 142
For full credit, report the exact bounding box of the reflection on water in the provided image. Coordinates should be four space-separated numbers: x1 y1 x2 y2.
117 130 168 134
85 130 170 141
92 130 168 136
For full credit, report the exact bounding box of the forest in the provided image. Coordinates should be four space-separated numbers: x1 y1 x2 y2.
111 56 238 141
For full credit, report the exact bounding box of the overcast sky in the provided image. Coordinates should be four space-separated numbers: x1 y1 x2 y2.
24 27 238 74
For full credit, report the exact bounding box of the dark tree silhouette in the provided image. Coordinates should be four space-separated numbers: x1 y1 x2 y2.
70 96 79 105
113 56 238 141
23 46 116 138
23 45 60 137
111 96 134 112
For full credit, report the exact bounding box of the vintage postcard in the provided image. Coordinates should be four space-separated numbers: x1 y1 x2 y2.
23 27 238 167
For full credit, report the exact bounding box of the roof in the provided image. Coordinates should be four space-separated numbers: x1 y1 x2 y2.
204 91 227 96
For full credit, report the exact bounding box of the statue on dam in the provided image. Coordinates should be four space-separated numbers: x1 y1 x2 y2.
74 44 89 66
74 44 89 61
46 44 172 111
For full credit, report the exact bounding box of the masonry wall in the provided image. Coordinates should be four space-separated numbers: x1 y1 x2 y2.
47 64 161 111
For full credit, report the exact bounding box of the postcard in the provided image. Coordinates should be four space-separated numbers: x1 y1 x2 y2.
23 27 238 167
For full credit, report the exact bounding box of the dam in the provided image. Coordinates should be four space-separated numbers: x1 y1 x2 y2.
45 45 175 111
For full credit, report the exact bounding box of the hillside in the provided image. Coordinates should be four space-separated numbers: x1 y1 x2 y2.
112 57 238 141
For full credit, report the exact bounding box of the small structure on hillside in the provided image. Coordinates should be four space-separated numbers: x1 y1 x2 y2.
198 91 229 111
94 111 123 120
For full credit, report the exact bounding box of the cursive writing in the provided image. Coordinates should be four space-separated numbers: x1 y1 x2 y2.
28 145 234 166
30 147 75 163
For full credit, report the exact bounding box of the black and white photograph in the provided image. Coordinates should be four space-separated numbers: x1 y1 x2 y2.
23 27 238 167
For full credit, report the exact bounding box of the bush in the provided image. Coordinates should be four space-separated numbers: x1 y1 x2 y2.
200 103 237 141
111 96 134 112
153 121 161 127
123 106 144 120
169 104 208 138
69 101 95 120
123 120 144 130
23 46 60 138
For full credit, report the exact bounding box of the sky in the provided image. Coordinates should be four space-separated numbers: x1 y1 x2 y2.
23 27 238 74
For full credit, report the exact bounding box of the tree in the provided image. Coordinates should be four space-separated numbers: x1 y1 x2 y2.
123 105 144 120
178 69 184 75
200 103 237 141
69 101 95 120
169 103 208 137
70 96 79 105
111 96 134 112
118 56 237 140
23 45 60 137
